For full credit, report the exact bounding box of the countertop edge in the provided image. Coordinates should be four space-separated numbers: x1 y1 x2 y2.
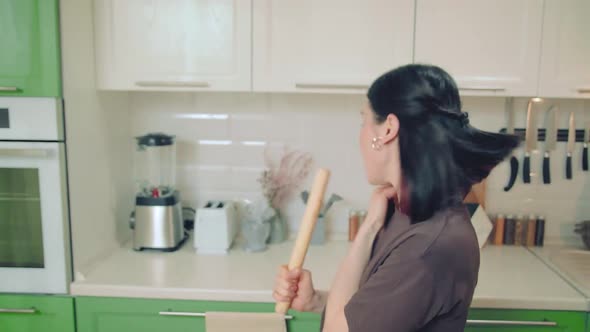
70 282 590 311
470 297 589 312
70 282 275 303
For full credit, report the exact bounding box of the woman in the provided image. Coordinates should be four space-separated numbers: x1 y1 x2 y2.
273 64 519 332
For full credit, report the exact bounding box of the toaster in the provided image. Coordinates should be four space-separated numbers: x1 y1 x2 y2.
194 201 238 254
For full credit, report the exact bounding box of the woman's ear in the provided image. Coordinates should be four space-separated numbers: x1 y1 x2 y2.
381 114 400 144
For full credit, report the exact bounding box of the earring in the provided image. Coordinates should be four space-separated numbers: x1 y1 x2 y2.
371 137 383 151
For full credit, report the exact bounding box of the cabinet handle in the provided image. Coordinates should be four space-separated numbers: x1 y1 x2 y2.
158 311 293 320
295 83 369 90
0 308 37 314
0 86 20 92
135 81 210 88
577 88 590 93
466 319 557 327
459 87 506 92
0 148 50 158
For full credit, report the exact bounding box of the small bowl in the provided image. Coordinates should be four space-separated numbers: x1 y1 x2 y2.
574 221 590 250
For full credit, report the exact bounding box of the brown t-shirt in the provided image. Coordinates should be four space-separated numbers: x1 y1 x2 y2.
321 205 480 332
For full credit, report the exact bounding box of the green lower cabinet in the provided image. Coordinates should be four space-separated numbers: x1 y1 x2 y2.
76 297 321 332
466 309 586 332
76 297 589 332
586 313 589 332
0 294 75 332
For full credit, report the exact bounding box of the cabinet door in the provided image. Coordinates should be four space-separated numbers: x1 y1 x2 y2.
466 309 586 332
0 0 61 97
538 0 590 98
75 297 321 332
253 0 414 93
0 295 75 332
414 0 543 97
95 0 251 91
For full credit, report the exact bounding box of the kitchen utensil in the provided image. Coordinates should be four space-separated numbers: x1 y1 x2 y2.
523 99 537 183
320 194 343 216
194 201 238 254
130 133 186 251
276 168 331 314
574 221 590 250
583 124 589 171
542 105 557 184
566 112 576 180
504 98 519 191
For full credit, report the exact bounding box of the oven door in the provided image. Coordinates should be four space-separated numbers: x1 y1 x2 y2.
0 141 70 293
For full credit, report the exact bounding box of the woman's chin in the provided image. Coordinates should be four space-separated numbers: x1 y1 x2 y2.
366 176 387 186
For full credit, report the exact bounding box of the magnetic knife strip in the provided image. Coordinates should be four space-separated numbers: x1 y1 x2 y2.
499 128 586 142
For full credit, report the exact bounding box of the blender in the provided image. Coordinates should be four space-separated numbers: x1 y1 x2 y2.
130 133 186 251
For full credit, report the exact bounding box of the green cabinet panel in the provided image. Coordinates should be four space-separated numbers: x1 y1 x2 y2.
76 296 589 332
466 309 586 332
586 313 589 332
0 0 61 97
76 297 321 332
0 294 75 332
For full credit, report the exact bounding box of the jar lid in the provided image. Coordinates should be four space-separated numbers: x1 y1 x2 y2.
136 133 175 147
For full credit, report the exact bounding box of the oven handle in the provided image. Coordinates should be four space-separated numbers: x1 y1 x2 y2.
0 148 50 158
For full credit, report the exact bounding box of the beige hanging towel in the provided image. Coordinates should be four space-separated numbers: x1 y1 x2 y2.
205 312 287 332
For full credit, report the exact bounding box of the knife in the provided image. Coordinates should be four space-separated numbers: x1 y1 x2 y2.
542 105 557 184
504 98 518 191
583 124 589 171
566 112 576 180
523 99 537 183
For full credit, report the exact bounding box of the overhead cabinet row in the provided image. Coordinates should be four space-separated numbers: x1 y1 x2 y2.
94 0 590 98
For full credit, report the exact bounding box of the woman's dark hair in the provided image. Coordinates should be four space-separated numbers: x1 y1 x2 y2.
368 64 520 223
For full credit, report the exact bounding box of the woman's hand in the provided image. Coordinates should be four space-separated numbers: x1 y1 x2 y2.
273 265 319 312
362 185 398 234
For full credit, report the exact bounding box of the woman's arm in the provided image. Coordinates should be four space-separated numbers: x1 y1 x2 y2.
306 290 329 313
322 185 396 332
322 221 380 331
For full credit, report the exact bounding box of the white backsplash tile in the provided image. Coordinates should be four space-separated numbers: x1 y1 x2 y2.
131 92 590 245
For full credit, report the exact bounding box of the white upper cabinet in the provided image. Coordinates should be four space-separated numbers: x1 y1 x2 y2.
252 0 414 93
538 0 590 98
414 0 544 97
94 0 251 91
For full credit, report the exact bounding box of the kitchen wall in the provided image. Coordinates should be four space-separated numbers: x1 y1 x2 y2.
130 92 590 245
61 0 133 274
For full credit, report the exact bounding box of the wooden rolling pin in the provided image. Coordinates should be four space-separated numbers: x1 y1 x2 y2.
275 168 331 314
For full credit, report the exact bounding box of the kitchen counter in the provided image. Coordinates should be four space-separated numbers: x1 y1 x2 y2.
71 240 589 311
529 244 590 310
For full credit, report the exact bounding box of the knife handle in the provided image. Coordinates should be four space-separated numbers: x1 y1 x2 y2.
583 144 588 171
542 153 551 184
504 156 518 191
566 154 573 179
523 154 531 183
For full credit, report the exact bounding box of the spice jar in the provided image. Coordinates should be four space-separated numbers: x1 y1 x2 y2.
504 215 515 245
348 210 360 241
494 214 505 245
526 215 537 247
514 215 525 246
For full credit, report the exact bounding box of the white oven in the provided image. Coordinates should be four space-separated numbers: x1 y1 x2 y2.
0 97 70 294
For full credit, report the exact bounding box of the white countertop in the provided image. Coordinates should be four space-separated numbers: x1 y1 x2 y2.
71 240 589 311
529 244 590 310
